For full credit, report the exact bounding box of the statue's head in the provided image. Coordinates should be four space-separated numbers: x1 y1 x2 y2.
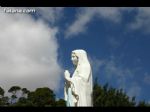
71 49 89 67
71 52 78 66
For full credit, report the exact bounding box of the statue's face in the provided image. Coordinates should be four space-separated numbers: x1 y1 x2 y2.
71 53 78 66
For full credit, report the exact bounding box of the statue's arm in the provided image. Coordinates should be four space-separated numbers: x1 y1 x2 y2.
64 70 72 83
64 84 68 101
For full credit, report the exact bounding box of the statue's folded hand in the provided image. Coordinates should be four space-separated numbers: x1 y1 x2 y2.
64 70 70 79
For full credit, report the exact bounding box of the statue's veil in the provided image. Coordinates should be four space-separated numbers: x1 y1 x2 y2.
72 49 89 65
72 49 92 82
72 49 93 106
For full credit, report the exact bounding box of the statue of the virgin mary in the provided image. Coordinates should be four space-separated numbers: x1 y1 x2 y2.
64 49 93 106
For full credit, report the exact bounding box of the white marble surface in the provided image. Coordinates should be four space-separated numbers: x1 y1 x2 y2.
64 49 93 106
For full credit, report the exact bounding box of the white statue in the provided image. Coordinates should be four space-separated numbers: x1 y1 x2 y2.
64 49 93 107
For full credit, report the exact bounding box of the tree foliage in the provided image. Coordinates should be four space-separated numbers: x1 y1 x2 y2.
21 88 30 97
0 82 149 107
0 87 4 97
27 87 56 107
55 99 66 107
8 86 21 104
8 86 21 95
93 78 149 107
93 82 136 106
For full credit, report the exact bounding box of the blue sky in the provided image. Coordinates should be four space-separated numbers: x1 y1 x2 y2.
55 8 150 103
0 7 150 104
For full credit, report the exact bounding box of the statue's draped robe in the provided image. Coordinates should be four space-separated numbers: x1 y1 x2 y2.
64 50 93 106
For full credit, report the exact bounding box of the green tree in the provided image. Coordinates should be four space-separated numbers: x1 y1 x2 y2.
8 86 21 104
55 99 66 107
13 88 31 106
0 87 4 98
8 86 21 95
0 87 5 106
15 97 33 106
28 87 55 107
137 100 150 107
21 88 30 97
93 78 136 106
2 96 9 106
0 96 9 106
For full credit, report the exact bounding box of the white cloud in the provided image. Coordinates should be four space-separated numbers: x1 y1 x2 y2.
104 57 134 89
89 55 142 99
127 83 141 98
88 55 134 89
129 7 150 32
96 56 142 98
88 56 105 76
0 10 63 95
65 7 150 38
65 8 95 38
35 7 64 23
65 7 131 38
108 37 121 48
1 7 64 24
105 56 132 76
143 72 150 85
